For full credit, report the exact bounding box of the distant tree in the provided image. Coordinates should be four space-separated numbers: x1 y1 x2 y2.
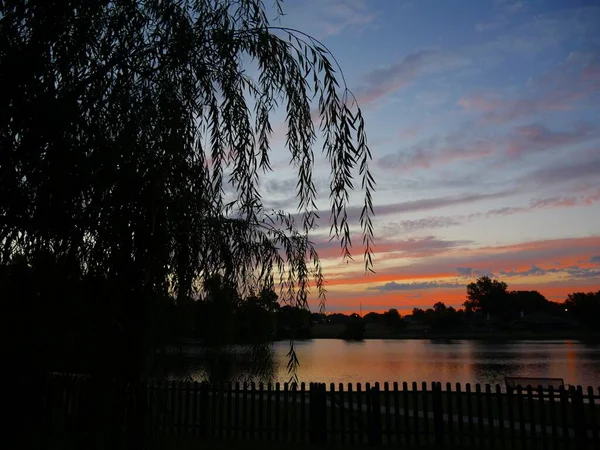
412 308 426 323
341 313 366 340
564 291 600 330
199 275 240 346
276 305 311 339
328 313 349 325
0 0 375 380
464 276 509 316
433 302 447 313
363 311 383 324
383 308 404 329
507 290 561 320
231 287 280 344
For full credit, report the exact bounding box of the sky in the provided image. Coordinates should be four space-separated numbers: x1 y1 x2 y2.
256 0 600 314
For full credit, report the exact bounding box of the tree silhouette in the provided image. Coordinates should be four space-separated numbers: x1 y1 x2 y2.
0 0 375 380
464 276 509 316
565 291 600 330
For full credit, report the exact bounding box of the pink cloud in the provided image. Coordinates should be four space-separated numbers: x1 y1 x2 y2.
398 125 422 139
378 136 495 171
356 50 469 107
505 122 596 157
456 95 500 112
457 50 600 124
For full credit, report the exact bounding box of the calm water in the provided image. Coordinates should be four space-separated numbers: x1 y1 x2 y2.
165 339 600 387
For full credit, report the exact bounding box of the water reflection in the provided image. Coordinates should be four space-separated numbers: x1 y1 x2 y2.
162 339 600 387
158 344 278 384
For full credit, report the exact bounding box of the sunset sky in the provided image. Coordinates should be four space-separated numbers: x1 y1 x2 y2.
259 0 600 314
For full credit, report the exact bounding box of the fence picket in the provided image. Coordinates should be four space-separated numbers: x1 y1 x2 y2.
257 383 264 441
170 380 177 437
456 383 464 448
559 385 569 448
446 382 454 447
476 384 484 447
574 386 587 448
383 382 390 445
242 382 248 440
284 383 290 443
250 382 256 441
339 383 346 444
506 386 517 450
300 383 306 443
348 383 356 445
225 381 232 439
291 383 297 443
403 382 410 446
329 382 335 444
393 382 400 446
266 383 272 441
372 383 382 446
527 385 538 449
548 386 558 450
536 385 548 450
466 383 475 447
422 381 430 446
275 382 281 442
410 382 419 446
587 386 597 442
495 384 505 449
486 384 495 449
516 386 527 448
179 381 186 435
432 382 443 448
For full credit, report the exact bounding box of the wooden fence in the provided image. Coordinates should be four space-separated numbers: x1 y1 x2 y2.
38 375 600 448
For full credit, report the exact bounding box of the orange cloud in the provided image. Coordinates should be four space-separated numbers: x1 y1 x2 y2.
309 236 600 313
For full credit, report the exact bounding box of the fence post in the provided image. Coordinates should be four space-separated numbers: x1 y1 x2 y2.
572 386 588 447
309 383 327 445
199 382 209 437
432 382 444 448
369 383 382 445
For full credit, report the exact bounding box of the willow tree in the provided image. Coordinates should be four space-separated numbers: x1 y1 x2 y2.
0 0 375 378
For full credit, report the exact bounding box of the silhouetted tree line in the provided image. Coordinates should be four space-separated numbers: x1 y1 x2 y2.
463 276 600 331
411 302 466 332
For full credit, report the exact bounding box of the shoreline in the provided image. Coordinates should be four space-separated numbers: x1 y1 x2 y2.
283 325 600 342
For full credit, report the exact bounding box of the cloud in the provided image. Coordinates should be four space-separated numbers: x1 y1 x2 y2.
377 135 495 172
499 265 546 277
316 235 471 260
590 255 600 264
383 216 462 234
499 264 600 280
293 190 514 227
367 281 463 292
356 50 470 106
283 0 376 37
475 192 596 220
371 191 514 218
525 158 600 187
325 235 600 289
458 46 600 124
505 122 597 157
398 124 422 139
456 267 493 279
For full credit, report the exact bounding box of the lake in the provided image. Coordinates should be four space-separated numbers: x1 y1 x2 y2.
163 339 600 387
